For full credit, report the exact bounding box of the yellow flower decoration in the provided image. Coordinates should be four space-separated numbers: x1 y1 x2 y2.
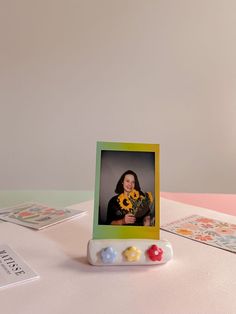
129 189 140 200
147 192 153 203
123 246 141 262
176 228 193 236
118 193 132 211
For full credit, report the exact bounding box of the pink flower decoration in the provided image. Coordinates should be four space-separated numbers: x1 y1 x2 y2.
196 218 214 224
19 211 32 217
215 227 235 235
201 223 214 228
195 235 213 241
147 245 163 262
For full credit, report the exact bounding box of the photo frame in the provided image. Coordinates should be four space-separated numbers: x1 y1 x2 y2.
93 142 160 240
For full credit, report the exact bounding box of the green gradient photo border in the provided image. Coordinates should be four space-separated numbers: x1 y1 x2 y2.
93 142 160 240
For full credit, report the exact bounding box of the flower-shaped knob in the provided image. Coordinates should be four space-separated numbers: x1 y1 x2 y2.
123 246 141 262
147 245 163 261
100 247 117 264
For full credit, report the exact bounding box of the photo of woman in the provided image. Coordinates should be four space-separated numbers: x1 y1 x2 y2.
106 170 154 226
93 142 159 239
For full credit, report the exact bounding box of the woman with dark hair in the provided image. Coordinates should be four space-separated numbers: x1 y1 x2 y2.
106 170 152 226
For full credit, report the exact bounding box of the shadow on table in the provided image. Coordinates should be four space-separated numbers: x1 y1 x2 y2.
58 255 169 274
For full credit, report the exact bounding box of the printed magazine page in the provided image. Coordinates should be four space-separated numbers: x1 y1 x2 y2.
0 244 39 289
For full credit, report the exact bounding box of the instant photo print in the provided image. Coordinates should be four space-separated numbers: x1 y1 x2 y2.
87 142 173 266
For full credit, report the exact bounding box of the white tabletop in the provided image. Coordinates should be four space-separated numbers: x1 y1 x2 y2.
0 198 235 314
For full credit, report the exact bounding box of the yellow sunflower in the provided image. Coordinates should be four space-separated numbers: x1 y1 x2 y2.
118 193 132 211
129 189 140 200
147 192 153 203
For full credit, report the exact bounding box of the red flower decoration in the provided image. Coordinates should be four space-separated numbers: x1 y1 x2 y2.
147 245 163 261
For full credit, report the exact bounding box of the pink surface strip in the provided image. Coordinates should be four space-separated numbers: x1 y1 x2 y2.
161 192 236 217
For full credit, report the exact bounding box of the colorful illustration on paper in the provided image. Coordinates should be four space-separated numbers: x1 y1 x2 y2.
161 215 236 253
0 202 85 230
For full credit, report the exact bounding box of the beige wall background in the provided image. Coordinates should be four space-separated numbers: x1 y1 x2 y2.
0 0 235 193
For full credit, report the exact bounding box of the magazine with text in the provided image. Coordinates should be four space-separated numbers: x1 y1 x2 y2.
0 244 39 289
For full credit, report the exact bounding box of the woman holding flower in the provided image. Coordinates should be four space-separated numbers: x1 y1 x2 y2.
106 170 153 226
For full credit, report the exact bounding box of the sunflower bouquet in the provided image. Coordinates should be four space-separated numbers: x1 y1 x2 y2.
117 189 153 218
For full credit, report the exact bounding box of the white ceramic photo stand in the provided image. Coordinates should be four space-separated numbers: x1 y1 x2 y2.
87 239 173 266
